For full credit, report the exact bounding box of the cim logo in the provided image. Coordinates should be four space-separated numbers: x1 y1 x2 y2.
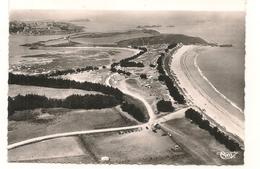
217 151 238 160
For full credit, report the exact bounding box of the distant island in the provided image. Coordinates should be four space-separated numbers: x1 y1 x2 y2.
9 20 84 35
167 25 175 27
219 44 233 47
137 25 162 28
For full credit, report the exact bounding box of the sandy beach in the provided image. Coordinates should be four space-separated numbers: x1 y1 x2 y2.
170 45 244 141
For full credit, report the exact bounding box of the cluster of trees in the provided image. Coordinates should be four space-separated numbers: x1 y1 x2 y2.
165 43 178 53
8 94 121 117
121 102 146 122
156 54 186 104
47 66 99 77
156 100 175 112
149 64 156 68
9 73 124 100
140 74 147 79
185 108 241 151
168 43 178 50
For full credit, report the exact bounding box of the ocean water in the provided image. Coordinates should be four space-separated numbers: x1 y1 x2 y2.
10 11 245 108
197 47 245 110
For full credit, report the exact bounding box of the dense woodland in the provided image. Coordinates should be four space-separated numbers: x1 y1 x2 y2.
156 53 186 104
185 108 241 151
8 94 120 117
121 102 146 123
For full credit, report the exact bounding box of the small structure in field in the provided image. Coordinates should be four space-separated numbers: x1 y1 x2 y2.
100 156 110 162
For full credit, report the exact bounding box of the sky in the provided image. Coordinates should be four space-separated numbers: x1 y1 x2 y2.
9 0 245 11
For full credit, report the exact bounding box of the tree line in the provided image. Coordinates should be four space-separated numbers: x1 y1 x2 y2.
9 73 124 100
185 108 241 151
110 47 147 75
156 54 186 104
119 47 147 67
8 94 121 117
120 61 144 67
47 66 99 77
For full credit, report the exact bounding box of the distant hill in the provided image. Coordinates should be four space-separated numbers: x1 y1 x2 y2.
9 21 84 35
69 18 90 22
77 29 160 38
117 34 209 46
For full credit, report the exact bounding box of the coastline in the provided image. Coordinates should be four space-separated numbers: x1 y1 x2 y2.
194 54 243 113
196 47 245 110
169 45 244 141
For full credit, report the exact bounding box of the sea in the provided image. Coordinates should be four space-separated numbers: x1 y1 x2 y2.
10 10 245 109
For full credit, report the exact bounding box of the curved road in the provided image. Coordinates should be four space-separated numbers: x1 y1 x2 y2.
105 73 156 121
169 45 244 141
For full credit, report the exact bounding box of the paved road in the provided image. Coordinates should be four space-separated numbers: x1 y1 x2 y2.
169 45 244 141
8 124 144 150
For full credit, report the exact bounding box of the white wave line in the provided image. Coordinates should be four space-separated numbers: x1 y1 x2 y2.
194 54 243 113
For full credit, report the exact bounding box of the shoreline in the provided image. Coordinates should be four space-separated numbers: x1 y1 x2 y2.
169 45 244 141
194 53 243 113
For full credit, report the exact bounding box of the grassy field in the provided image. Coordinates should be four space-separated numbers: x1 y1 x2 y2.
164 118 244 165
59 68 110 84
79 129 194 164
9 84 101 99
8 107 137 144
8 136 89 162
10 47 136 74
125 77 175 115
9 129 195 164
